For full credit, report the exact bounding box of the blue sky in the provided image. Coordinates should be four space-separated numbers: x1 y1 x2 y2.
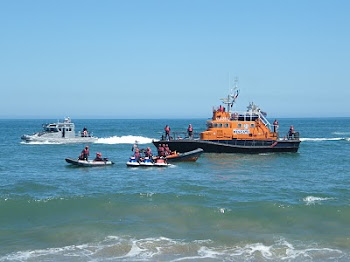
0 0 349 118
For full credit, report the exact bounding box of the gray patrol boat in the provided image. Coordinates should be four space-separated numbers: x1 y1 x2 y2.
21 117 98 143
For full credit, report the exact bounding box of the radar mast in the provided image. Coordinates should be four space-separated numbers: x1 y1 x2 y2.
220 77 240 113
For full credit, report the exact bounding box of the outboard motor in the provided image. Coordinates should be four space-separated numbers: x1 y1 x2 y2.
293 132 300 140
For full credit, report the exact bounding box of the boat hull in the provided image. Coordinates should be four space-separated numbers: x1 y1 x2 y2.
22 135 98 144
65 158 114 166
126 161 171 167
153 139 300 154
165 148 204 162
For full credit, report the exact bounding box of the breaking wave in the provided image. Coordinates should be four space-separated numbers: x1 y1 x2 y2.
303 196 335 205
0 236 345 261
95 135 156 144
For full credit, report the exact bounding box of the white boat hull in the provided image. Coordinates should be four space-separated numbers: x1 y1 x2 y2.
126 159 171 167
22 134 98 144
65 158 114 166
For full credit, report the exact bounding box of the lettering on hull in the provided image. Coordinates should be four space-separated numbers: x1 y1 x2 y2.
233 129 250 134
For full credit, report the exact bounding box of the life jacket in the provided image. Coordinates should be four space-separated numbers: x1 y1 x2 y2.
82 149 89 157
146 149 152 157
134 152 140 160
165 147 171 155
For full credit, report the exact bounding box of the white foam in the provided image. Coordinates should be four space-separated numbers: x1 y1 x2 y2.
139 192 155 198
95 135 155 144
303 196 335 205
243 243 273 258
0 236 345 261
124 240 144 258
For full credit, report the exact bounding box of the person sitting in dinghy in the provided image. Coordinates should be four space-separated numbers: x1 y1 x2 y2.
78 152 85 160
94 152 103 161
157 144 165 157
164 144 171 156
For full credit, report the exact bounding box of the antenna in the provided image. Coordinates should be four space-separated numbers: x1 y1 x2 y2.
220 76 240 113
233 77 239 90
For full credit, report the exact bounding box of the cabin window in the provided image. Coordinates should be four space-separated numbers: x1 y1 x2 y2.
250 124 255 128
224 123 229 128
213 123 218 128
238 124 242 128
69 128 72 131
58 128 62 131
218 123 223 128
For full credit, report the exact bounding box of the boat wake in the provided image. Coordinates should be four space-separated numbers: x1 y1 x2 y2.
1 236 345 261
95 135 156 144
300 137 348 142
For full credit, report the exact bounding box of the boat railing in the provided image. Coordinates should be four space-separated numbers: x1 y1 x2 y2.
160 131 201 141
230 110 271 125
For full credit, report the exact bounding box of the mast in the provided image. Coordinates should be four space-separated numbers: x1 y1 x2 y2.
220 77 239 113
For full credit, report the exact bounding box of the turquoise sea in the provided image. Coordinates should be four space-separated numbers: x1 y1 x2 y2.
0 118 350 261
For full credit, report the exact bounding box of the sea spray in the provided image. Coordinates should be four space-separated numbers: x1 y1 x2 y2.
95 135 156 144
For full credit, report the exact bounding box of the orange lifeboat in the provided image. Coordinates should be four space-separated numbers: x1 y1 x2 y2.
153 88 300 154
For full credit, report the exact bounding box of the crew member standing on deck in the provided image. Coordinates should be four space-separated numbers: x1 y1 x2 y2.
164 125 171 140
288 125 295 139
273 119 279 133
82 127 88 137
187 124 193 139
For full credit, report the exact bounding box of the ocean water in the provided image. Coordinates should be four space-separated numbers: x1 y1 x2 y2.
0 118 350 261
